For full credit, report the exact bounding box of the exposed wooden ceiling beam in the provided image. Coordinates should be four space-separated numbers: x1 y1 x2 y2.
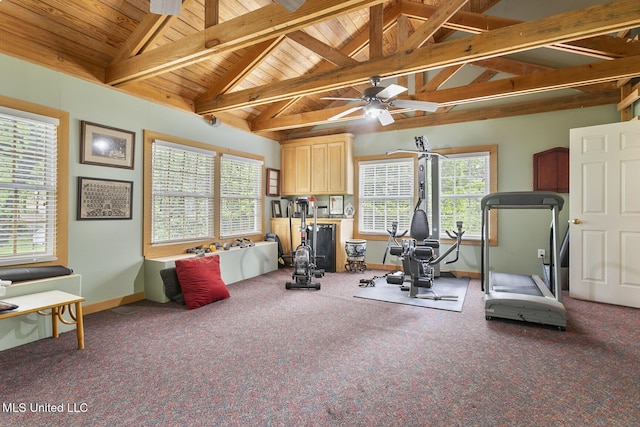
109 0 197 65
250 55 640 132
399 0 640 60
286 31 357 66
106 0 386 86
196 0 640 115
416 55 640 106
398 0 468 51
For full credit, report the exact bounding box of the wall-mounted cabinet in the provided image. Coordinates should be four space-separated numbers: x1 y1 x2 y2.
280 133 354 195
533 147 569 193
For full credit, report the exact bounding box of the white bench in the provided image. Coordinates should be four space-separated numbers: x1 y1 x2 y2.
0 290 85 350
144 241 278 303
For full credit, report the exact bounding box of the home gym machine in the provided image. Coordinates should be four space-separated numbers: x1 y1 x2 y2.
481 191 567 330
385 136 465 300
285 196 325 290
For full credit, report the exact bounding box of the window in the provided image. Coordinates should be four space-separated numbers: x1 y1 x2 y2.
357 157 414 235
143 130 265 258
438 152 490 239
151 140 216 245
220 154 263 238
437 145 497 242
0 101 68 267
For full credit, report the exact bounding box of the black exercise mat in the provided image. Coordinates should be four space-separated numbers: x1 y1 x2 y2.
354 276 469 312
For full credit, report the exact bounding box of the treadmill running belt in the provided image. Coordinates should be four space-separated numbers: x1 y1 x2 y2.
491 272 542 296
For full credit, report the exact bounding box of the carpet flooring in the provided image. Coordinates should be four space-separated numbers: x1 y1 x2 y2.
1 268 639 426
354 276 469 312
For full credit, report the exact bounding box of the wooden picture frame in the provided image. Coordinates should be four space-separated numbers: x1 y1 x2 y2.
77 177 133 220
271 200 282 218
80 121 135 169
266 168 280 196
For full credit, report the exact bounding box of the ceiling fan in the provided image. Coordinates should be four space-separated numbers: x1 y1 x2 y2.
322 76 439 126
150 0 306 15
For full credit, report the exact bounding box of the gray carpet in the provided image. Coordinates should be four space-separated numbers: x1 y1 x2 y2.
354 276 469 312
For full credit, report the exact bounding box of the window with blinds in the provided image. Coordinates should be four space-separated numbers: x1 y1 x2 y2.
0 108 59 266
439 151 490 239
220 154 263 238
151 140 216 244
358 158 414 234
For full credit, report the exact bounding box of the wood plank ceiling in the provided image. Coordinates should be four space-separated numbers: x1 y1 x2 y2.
1 0 640 141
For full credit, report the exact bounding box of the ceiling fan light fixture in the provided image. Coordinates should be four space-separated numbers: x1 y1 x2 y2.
275 0 306 12
364 101 384 119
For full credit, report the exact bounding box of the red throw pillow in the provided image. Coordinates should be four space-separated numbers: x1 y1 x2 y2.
174 255 230 309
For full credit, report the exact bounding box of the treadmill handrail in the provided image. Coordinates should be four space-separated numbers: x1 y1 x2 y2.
481 191 564 211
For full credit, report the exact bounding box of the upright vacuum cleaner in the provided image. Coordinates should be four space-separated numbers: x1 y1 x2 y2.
286 196 325 290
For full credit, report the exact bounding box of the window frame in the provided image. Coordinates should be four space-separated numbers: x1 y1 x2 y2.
354 145 497 246
0 96 69 268
143 130 264 258
219 153 264 239
353 153 417 240
437 145 498 246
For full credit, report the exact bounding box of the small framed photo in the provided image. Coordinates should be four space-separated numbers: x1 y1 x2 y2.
329 195 344 215
77 177 133 220
271 200 282 218
266 168 280 196
81 121 135 169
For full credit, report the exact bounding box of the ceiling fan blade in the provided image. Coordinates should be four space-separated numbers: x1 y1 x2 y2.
275 0 306 12
321 97 363 102
376 84 407 101
328 106 364 121
390 99 439 112
150 0 182 15
377 110 395 126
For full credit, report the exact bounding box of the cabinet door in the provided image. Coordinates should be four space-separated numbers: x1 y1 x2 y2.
281 146 298 195
271 219 292 257
311 143 328 193
327 142 345 193
295 145 311 194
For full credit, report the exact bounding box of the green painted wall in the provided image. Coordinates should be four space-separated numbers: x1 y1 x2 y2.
0 53 280 307
353 105 619 276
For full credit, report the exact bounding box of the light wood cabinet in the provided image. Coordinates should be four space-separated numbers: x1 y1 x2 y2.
281 144 311 195
280 133 354 195
270 218 354 272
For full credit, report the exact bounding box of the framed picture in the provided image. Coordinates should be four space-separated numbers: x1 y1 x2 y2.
329 195 344 215
266 168 280 196
77 177 133 220
271 200 282 218
80 121 135 169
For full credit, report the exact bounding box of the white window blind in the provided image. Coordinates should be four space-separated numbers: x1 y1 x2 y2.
151 140 216 244
0 108 59 266
439 151 490 238
220 154 263 238
358 158 414 234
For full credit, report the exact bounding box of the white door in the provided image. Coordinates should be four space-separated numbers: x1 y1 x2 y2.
569 120 640 308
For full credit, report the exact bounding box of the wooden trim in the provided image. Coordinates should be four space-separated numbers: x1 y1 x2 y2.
83 292 145 315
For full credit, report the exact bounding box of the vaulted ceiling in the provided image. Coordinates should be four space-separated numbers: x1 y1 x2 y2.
2 0 640 141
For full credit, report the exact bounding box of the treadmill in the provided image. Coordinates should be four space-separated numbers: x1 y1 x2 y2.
481 192 567 330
